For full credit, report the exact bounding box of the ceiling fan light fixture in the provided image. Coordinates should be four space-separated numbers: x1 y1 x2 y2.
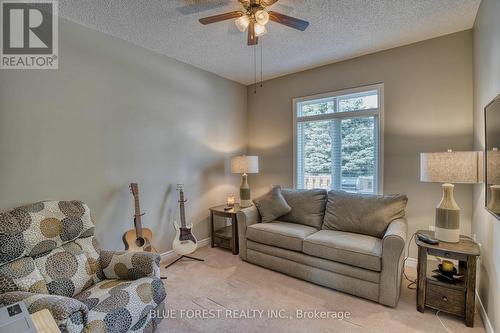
255 9 269 25
235 15 250 32
254 22 268 37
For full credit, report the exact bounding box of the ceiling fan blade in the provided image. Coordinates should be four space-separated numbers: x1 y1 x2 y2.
261 0 279 6
268 11 309 31
199 11 243 25
248 20 258 45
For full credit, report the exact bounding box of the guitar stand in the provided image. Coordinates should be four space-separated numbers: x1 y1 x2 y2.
164 254 204 269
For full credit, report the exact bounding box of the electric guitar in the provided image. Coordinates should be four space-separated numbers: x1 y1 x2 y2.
123 183 155 252
172 184 198 255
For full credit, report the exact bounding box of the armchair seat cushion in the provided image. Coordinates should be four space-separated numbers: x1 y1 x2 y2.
246 221 317 251
303 230 382 271
75 277 166 332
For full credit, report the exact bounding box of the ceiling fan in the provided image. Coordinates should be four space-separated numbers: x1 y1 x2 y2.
198 0 309 45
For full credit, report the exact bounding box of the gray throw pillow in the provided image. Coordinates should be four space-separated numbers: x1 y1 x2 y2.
322 191 408 238
253 186 292 223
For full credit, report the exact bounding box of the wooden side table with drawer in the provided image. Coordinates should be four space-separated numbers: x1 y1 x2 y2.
415 230 480 327
209 204 240 255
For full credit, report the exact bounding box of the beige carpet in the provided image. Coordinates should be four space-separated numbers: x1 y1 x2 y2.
158 246 486 333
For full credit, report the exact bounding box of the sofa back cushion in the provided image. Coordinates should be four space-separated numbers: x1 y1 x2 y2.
322 191 408 238
0 201 95 265
0 200 100 297
279 189 327 228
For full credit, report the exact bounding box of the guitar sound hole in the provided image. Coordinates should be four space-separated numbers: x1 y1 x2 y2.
135 237 145 247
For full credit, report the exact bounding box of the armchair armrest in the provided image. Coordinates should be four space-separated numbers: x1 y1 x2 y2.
237 205 261 260
100 251 161 280
379 218 407 307
0 291 88 333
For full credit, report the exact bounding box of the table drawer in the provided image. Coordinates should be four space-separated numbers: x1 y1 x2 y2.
427 248 467 261
426 282 465 316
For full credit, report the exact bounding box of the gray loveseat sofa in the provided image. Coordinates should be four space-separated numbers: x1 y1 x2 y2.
237 189 408 307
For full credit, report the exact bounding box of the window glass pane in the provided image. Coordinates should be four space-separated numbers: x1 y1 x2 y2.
297 116 377 193
338 90 378 112
297 99 334 117
298 120 332 190
341 116 376 194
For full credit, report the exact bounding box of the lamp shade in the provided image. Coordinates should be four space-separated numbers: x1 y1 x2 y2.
231 155 259 174
420 151 482 184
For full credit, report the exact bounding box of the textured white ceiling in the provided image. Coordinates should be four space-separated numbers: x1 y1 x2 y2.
59 0 480 85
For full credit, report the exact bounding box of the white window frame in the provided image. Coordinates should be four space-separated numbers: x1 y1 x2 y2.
292 83 385 194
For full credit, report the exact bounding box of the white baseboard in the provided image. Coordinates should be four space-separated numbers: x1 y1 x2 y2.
476 291 495 333
159 237 211 263
405 257 418 269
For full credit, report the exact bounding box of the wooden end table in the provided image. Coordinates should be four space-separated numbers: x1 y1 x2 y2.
415 230 480 327
209 204 240 255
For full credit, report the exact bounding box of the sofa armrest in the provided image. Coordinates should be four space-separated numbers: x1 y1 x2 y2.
237 205 261 260
379 218 407 307
100 250 161 280
0 291 88 333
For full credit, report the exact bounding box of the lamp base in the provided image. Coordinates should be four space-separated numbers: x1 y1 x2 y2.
240 199 252 208
435 225 460 243
240 173 252 208
435 183 460 243
487 185 500 214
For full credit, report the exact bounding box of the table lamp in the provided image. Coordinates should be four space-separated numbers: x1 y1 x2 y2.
231 155 259 208
420 150 482 242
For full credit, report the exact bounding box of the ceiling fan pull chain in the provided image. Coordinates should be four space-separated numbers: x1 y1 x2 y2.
260 37 263 88
254 44 257 94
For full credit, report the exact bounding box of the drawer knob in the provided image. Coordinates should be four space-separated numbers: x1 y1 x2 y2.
444 252 450 257
442 296 448 302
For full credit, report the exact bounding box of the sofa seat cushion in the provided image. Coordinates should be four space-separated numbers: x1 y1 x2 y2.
246 221 318 252
75 277 166 332
303 230 382 271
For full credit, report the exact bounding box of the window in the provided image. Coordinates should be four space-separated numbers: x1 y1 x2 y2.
293 84 383 194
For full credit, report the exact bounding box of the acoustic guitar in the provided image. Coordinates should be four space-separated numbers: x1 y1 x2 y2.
123 183 155 252
172 184 198 255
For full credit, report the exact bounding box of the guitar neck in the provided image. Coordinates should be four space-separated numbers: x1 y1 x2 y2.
133 193 143 237
179 190 187 228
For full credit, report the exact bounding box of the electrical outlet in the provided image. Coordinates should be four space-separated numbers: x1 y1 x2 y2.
478 242 482 253
473 234 477 242
428 225 435 231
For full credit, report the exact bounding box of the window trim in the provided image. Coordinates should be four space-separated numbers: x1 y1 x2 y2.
292 83 385 194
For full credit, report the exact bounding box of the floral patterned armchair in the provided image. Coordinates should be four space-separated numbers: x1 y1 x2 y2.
0 201 166 333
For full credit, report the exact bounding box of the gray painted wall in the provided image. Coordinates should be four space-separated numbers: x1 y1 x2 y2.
473 0 500 331
0 19 247 253
247 30 474 258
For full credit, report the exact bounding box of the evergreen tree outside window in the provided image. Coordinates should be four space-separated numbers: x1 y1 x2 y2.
293 84 383 194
